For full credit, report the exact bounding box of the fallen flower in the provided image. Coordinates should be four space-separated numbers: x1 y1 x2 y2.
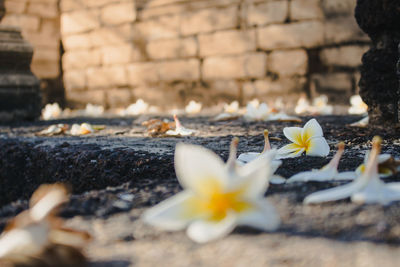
356 152 400 178
277 118 330 158
84 103 104 117
224 101 239 114
0 184 91 266
348 95 368 115
267 112 302 123
36 124 68 136
69 123 104 136
142 118 175 137
244 102 269 121
286 142 356 183
237 130 285 184
165 114 195 136
142 138 280 243
41 103 62 120
350 116 368 127
213 101 241 121
185 100 202 114
121 99 149 116
304 136 400 205
312 95 333 115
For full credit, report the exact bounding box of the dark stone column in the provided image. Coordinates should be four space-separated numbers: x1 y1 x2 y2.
0 1 41 122
355 0 400 125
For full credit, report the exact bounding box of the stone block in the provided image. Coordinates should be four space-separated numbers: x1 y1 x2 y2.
320 45 369 68
89 24 132 46
40 19 60 38
322 0 356 16
5 1 26 14
290 0 324 20
62 33 92 50
209 80 240 99
158 59 200 81
311 72 353 92
32 47 59 62
133 14 180 41
324 17 368 44
61 10 100 35
258 21 324 50
102 45 136 65
106 88 133 108
101 2 136 25
66 89 105 108
2 14 40 31
247 1 288 26
64 70 86 90
242 77 306 100
181 6 238 36
146 37 197 59
60 0 80 12
23 31 59 48
269 49 308 76
127 62 159 85
202 53 266 79
31 61 59 78
199 30 256 57
63 49 101 70
87 66 127 88
27 3 58 18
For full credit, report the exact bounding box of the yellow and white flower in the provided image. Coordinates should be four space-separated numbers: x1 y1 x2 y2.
41 103 62 120
277 118 330 158
356 152 398 178
70 123 95 136
142 139 280 243
348 95 368 115
166 114 195 136
185 100 202 114
304 136 400 205
244 102 269 121
287 142 356 183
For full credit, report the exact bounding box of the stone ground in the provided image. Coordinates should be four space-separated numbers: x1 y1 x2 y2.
1 115 400 266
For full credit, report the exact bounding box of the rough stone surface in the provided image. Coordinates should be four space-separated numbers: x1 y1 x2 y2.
355 0 400 124
290 0 323 21
146 37 197 60
246 0 288 26
320 45 369 68
269 49 308 76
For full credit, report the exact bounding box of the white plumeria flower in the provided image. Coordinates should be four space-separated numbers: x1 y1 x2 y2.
166 114 195 136
267 112 301 122
224 101 239 114
304 137 400 205
348 95 368 115
237 130 285 184
121 99 149 116
84 103 104 117
41 103 62 120
142 139 281 243
294 96 311 115
70 123 95 136
244 102 269 121
350 116 369 127
356 152 397 178
277 118 330 158
312 95 333 115
185 100 202 114
287 142 356 183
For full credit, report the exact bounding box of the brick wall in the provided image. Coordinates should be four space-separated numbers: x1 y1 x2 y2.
10 0 369 109
1 0 62 104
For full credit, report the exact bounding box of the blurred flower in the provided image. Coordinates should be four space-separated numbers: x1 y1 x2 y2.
142 118 174 137
224 101 239 114
166 114 195 136
294 96 310 115
0 184 91 266
244 102 269 121
70 123 95 136
213 101 241 121
142 138 280 243
348 95 368 115
84 103 104 117
237 130 285 184
304 136 400 205
350 116 369 127
41 103 62 120
356 152 399 178
121 99 149 116
36 124 68 136
286 142 356 183
185 100 202 114
277 118 330 158
312 95 333 115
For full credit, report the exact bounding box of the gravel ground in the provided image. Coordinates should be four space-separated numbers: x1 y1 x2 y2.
1 115 400 266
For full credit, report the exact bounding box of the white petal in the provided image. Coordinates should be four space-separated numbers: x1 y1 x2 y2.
306 137 330 157
283 127 303 144
301 118 323 140
237 152 259 164
276 145 305 159
287 169 335 183
333 171 357 180
174 143 228 193
351 179 400 205
142 191 195 231
186 213 237 243
270 175 286 184
304 180 365 204
237 198 280 232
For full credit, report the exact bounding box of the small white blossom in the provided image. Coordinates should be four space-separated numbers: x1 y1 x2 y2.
185 100 202 114
41 103 62 120
348 95 368 115
165 115 195 136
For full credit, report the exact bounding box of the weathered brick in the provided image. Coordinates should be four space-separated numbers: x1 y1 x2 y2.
89 24 133 46
62 33 92 50
2 14 40 31
101 45 138 65
202 53 266 79
61 10 100 35
324 17 368 44
40 19 60 38
199 30 256 57
290 0 323 20
243 77 306 99
60 0 80 12
322 0 356 16
32 47 59 62
181 6 238 36
209 80 240 98
133 14 180 41
257 21 324 50
64 70 86 90
31 61 60 78
63 49 101 70
27 3 58 18
146 37 197 59
87 66 127 88
66 90 106 108
106 88 133 108
320 45 369 68
158 59 200 81
269 49 308 76
311 73 353 92
247 1 288 26
5 1 26 14
23 31 59 48
127 62 159 85
101 2 136 25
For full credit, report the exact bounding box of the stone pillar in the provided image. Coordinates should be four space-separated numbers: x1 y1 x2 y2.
0 2 41 121
355 0 400 124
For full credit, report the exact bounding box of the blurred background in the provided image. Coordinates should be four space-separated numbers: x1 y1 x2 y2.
0 0 369 112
